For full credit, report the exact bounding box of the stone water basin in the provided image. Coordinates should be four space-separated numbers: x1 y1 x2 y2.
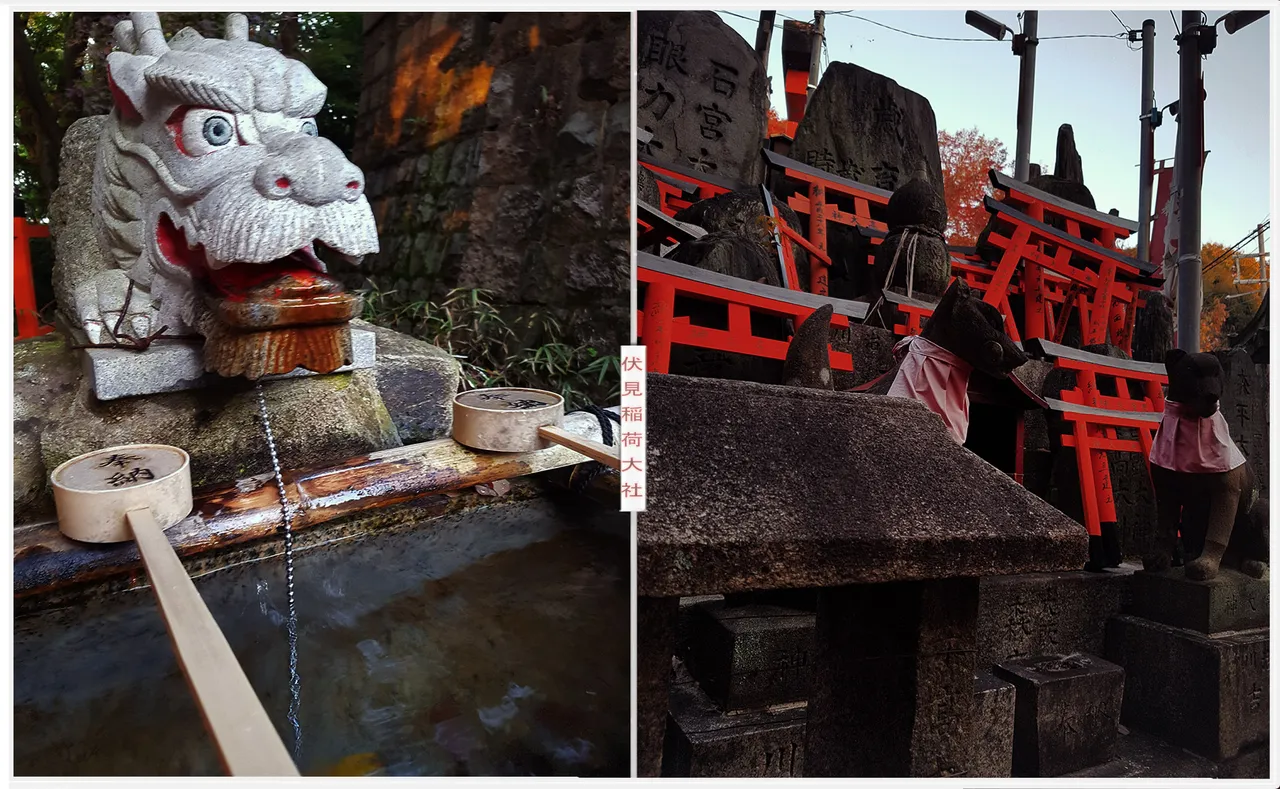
13 494 629 777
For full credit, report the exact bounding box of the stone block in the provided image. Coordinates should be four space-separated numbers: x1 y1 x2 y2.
75 326 376 402
1216 741 1269 779
977 565 1133 667
663 660 806 777
685 604 815 712
805 578 979 777
1129 568 1268 634
971 671 1015 777
994 653 1125 777
1106 615 1268 761
1063 727 1217 778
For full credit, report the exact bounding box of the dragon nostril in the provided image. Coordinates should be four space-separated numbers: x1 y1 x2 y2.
347 181 360 190
276 177 291 190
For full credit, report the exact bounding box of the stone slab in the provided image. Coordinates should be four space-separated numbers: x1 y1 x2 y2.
78 327 376 401
1106 615 1268 761
971 671 1016 778
637 375 1088 598
686 604 815 712
994 653 1125 777
675 595 724 662
1063 727 1217 778
663 659 806 777
977 565 1134 667
806 578 979 777
1129 568 1269 634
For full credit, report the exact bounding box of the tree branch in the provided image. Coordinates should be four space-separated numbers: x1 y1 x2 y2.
13 12 64 194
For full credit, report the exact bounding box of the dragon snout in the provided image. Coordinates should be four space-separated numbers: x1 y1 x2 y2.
255 136 365 206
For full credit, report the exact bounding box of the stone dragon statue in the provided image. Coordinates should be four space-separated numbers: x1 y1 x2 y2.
53 12 378 378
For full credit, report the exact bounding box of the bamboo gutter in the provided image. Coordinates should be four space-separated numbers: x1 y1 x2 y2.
15 408 619 599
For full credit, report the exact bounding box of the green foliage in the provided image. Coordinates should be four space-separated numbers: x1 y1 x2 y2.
361 285 620 411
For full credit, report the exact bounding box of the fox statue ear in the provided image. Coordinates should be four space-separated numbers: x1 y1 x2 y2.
934 276 968 315
105 51 155 120
1164 348 1189 373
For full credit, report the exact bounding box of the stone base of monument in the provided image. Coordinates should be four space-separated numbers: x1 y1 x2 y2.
664 666 1023 778
1064 727 1218 778
993 653 1125 777
971 671 1016 777
663 659 806 777
1106 614 1268 762
685 603 815 712
978 564 1135 668
676 595 724 660
1128 568 1268 634
62 320 377 401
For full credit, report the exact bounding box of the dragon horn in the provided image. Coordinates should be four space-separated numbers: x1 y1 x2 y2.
130 12 169 56
226 13 249 41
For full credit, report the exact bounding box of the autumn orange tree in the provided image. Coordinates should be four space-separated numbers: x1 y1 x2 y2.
938 127 1009 245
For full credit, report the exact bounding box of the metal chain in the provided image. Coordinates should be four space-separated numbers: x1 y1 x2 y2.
255 381 303 762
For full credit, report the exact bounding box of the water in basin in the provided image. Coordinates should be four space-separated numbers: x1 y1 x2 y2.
13 496 630 776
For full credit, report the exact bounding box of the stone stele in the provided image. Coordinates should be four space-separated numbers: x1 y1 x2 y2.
636 11 769 186
792 62 945 195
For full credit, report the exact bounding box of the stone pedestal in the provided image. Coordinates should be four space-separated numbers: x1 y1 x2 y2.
686 604 815 712
805 578 979 777
675 595 723 660
663 660 806 777
971 672 1016 777
1106 615 1268 761
638 596 678 777
1129 568 1268 634
994 653 1124 776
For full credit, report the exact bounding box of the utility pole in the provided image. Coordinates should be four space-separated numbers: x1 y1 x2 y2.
1176 11 1206 352
1013 11 1039 181
1136 19 1156 265
807 11 825 104
755 11 776 66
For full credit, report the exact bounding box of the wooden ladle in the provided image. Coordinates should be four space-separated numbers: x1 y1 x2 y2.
50 444 298 777
451 388 621 470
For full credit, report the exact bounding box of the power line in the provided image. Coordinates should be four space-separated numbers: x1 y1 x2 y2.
1170 10 1181 36
1203 221 1270 274
827 11 1126 44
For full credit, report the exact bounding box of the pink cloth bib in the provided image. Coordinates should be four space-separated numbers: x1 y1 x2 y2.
886 335 972 444
1149 400 1247 473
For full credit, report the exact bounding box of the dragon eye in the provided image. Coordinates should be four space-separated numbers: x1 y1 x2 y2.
178 108 241 156
203 116 234 146
301 119 318 137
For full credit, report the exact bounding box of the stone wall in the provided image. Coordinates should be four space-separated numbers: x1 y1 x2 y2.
352 13 631 350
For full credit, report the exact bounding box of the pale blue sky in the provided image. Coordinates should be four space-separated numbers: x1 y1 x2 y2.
718 9 1271 250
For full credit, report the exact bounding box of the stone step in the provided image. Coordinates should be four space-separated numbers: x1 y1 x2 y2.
664 667 1018 778
664 658 806 778
1106 615 1268 762
994 652 1125 777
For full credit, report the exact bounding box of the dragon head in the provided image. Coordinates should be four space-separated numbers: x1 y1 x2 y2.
92 12 378 377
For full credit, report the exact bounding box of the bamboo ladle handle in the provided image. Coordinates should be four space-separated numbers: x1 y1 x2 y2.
127 508 299 777
537 425 621 470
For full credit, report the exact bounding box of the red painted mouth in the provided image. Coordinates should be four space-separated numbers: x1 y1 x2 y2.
156 212 340 301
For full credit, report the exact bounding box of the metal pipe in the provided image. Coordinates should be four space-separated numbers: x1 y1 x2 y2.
807 11 825 104
1013 11 1039 181
1176 11 1205 352
1137 19 1156 264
